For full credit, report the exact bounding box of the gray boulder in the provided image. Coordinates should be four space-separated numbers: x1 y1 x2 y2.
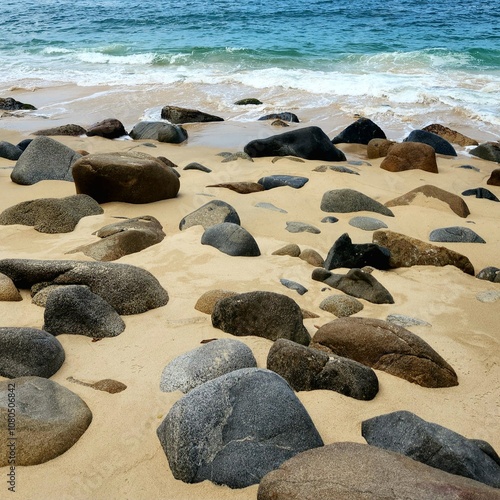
321 188 394 216
161 105 223 124
179 200 240 230
257 175 309 189
0 327 65 378
470 142 500 163
201 222 260 256
0 141 23 160
156 368 323 488
404 129 457 156
129 121 187 144
258 112 299 122
429 226 486 243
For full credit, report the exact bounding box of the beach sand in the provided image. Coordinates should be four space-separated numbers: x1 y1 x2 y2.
0 109 499 499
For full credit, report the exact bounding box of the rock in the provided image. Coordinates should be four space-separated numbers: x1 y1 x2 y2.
11 136 82 185
458 164 480 172
311 317 458 387
403 130 457 156
16 139 32 151
0 328 65 378
476 290 500 303
68 215 165 261
429 226 485 243
0 273 22 301
0 97 36 110
201 223 260 257
332 117 386 145
367 138 396 158
487 168 500 186
272 243 301 257
235 98 263 105
180 200 241 230
86 118 127 139
161 105 223 124
385 184 470 218
320 189 394 216
321 216 339 223
349 216 388 231
157 368 323 488
380 142 438 173
129 121 187 144
386 314 431 327
0 377 92 466
257 442 500 500
43 285 126 338
194 289 239 314
299 248 324 267
324 232 391 270
320 164 359 174
257 175 309 189
0 194 103 234
258 112 299 122
470 142 500 163
160 338 257 393
255 202 287 213
183 162 211 172
72 151 180 203
362 411 500 488
272 119 289 127
476 266 500 283
0 259 169 315
279 278 308 295
244 126 346 161
319 295 364 317
285 221 321 234
220 151 254 162
462 187 499 202
0 141 23 160
372 230 475 275
207 182 264 193
32 124 87 136
271 156 305 163
267 338 378 400
212 291 310 345
312 268 394 304
421 124 478 147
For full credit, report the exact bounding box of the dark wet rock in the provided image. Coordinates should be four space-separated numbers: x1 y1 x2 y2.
487 168 500 186
312 267 394 304
367 138 396 158
207 182 264 193
279 278 308 295
373 230 475 275
429 226 485 243
257 442 500 500
0 273 22 301
0 97 36 110
32 124 87 137
258 175 309 189
321 216 339 223
299 248 324 267
255 202 287 213
476 266 500 283
321 188 394 216
403 129 457 156
244 126 346 161
470 142 500 163
0 141 23 160
0 194 103 233
0 258 168 315
72 151 180 203
11 136 82 185
462 187 499 202
386 314 431 327
86 118 127 139
180 200 241 231
16 139 32 151
331 117 386 145
258 112 299 123
0 376 92 466
362 411 500 488
272 243 301 257
183 162 211 172
157 368 323 488
267 338 378 400
324 232 391 270
212 291 310 345
129 120 187 143
194 289 238 314
235 98 263 105
285 221 320 234
201 222 260 256
0 327 65 378
349 216 388 231
161 105 223 124
380 142 438 173
421 124 478 147
319 295 364 317
311 317 458 387
385 184 470 218
160 338 257 393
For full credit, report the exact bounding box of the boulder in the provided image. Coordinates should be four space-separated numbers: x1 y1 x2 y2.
257 175 309 189
476 266 500 283
348 216 388 231
0 141 23 160
320 189 394 216
319 294 364 317
362 411 500 488
201 222 260 256
380 142 438 173
367 138 396 158
179 200 240 230
156 368 323 488
212 291 310 345
332 117 386 145
421 124 478 147
0 327 65 378
86 118 127 139
272 243 301 257
470 142 500 163
258 112 299 122
462 187 499 202
310 317 458 387
429 226 485 243
72 151 180 203
129 121 187 144
16 139 32 151
0 273 22 301
194 289 239 314
0 376 92 466
487 168 500 186
244 126 346 161
299 248 324 267
161 105 223 124
32 124 87 136
403 130 457 156
0 97 36 110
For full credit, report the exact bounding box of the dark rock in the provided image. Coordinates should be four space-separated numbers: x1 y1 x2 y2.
212 291 310 345
285 221 321 234
183 162 211 172
311 317 458 387
327 165 359 174
421 124 478 147
0 97 36 110
367 138 396 158
279 278 308 295
16 139 32 151
462 187 499 202
72 151 180 203
157 368 323 488
319 294 364 317
380 142 438 173
257 175 309 189
0 141 23 160
429 226 485 243
235 98 262 105
332 117 386 145
487 168 500 186
362 411 500 488
0 376 92 466
32 124 87 136
11 136 82 185
161 105 223 124
470 142 500 163
0 194 103 234
86 118 127 139
207 182 264 193
458 164 480 171
201 222 260 256
320 188 394 216
160 338 257 393
244 126 346 161
180 200 241 231
403 130 457 156
0 327 65 378
129 121 187 144
267 338 378 400
349 216 388 231
258 112 299 123
321 216 339 223
476 266 500 283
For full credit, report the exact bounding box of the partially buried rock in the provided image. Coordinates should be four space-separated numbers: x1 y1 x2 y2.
183 162 211 172
235 98 263 105
285 221 320 234
194 289 238 314
429 226 485 243
258 175 309 189
462 187 499 202
321 188 394 216
349 216 388 231
0 376 92 466
299 248 324 267
280 278 308 295
0 141 23 160
0 97 36 110
156 368 323 488
258 112 299 123
470 142 500 163
319 295 364 317
267 338 378 400
380 142 438 173
367 138 396 159
212 291 310 345
86 118 127 139
476 266 500 283
403 130 457 156
32 124 87 137
421 124 478 147
160 338 257 393
161 105 223 124
72 151 180 203
0 327 65 378
331 117 386 145
201 222 260 256
272 243 301 257
386 314 431 328
179 200 240 230
0 194 103 233
129 121 187 144
310 317 458 387
206 182 264 194
487 168 500 186
362 410 500 488
0 273 22 301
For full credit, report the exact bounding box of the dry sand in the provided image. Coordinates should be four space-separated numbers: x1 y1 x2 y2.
0 117 499 499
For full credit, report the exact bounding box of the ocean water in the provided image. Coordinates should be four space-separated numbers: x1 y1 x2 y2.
1 0 499 140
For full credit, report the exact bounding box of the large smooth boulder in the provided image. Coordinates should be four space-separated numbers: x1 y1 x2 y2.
201 222 260 256
429 226 485 243
0 141 23 160
129 121 187 144
470 142 500 163
331 117 386 145
380 142 438 173
403 130 457 156
421 124 478 147
72 151 180 203
244 126 346 161
310 317 458 388
320 189 394 216
179 200 240 230
86 118 127 139
161 105 223 124
157 368 323 488
212 291 310 345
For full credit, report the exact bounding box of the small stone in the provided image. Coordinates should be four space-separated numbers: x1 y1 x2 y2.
280 279 308 295
272 244 301 257
299 248 324 267
319 295 364 317
348 216 388 231
386 314 431 327
255 202 287 213
286 222 321 234
0 273 22 301
476 291 500 303
183 162 211 172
